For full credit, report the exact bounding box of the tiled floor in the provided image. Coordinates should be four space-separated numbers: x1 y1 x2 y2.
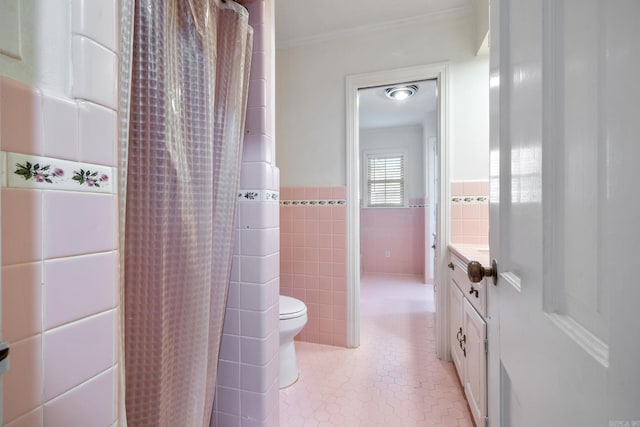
280 273 474 426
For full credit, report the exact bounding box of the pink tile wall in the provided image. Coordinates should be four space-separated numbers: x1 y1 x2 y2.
280 186 347 348
450 181 489 246
0 2 119 425
215 1 280 426
0 79 43 156
360 208 426 275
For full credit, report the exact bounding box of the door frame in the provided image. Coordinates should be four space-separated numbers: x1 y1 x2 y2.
345 62 451 359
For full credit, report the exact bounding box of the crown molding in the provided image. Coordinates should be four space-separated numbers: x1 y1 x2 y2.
276 5 474 50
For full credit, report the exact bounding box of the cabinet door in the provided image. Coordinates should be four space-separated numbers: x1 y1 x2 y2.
449 279 464 383
463 298 487 427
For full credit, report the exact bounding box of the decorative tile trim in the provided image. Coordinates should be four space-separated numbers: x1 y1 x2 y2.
0 151 7 188
280 199 346 206
451 196 488 204
3 151 116 194
238 189 279 202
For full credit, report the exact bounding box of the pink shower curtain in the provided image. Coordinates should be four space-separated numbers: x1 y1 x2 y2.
122 1 252 425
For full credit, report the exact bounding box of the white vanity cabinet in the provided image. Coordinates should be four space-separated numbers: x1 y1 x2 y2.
449 281 465 383
463 298 487 426
448 247 488 427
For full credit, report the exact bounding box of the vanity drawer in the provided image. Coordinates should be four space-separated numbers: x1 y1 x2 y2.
466 277 486 318
448 252 487 318
450 253 469 291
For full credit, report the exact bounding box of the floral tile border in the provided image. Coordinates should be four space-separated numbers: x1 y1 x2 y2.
238 189 279 202
0 152 6 187
2 151 116 194
280 199 346 206
451 196 488 204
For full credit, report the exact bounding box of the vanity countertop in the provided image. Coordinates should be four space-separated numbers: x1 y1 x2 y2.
448 243 491 267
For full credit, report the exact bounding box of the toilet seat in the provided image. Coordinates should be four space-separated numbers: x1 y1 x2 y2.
280 295 307 320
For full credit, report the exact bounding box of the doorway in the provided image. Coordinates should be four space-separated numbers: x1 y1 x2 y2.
345 63 451 359
358 80 435 283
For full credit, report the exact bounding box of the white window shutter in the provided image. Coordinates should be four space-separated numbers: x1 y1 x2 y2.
367 155 404 207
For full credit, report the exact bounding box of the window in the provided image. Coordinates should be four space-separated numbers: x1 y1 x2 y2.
366 154 405 207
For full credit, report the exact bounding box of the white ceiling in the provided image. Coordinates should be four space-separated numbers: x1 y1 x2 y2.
275 0 474 49
358 80 437 130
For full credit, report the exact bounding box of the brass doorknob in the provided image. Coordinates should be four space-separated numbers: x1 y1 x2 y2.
467 259 498 285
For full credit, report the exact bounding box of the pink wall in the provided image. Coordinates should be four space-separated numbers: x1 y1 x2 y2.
0 2 119 423
280 187 347 347
360 206 426 276
214 1 281 426
451 181 489 246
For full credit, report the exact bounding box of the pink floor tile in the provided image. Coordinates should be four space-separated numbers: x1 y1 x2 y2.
280 274 473 427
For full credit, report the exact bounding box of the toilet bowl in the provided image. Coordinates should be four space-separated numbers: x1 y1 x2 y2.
279 295 308 388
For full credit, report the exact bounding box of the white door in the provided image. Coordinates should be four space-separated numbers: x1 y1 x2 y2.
488 0 640 425
426 136 437 284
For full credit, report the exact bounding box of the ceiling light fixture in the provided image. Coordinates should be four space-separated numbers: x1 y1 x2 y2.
385 85 418 101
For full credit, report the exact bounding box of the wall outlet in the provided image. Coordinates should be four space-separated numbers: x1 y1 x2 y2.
385 250 391 258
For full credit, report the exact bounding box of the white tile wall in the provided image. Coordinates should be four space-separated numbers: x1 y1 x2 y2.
214 411 241 426
43 367 116 427
43 252 117 329
242 134 273 164
78 101 117 166
240 359 276 393
241 389 270 421
240 161 273 189
248 79 267 108
223 308 241 336
238 254 279 284
215 386 241 416
42 94 79 160
5 408 43 427
215 2 280 425
240 308 272 339
43 191 117 259
71 0 118 51
220 334 241 361
238 202 278 229
217 360 241 389
43 311 115 400
71 36 118 109
245 106 268 136
240 282 275 311
240 228 279 256
0 0 22 59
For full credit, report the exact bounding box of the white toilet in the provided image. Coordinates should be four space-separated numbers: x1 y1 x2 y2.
279 295 308 388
